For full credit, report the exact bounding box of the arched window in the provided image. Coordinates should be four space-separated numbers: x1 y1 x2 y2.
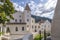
32 25 33 28
16 27 18 31
15 19 17 22
22 27 24 31
19 19 22 23
6 27 10 33
35 29 37 32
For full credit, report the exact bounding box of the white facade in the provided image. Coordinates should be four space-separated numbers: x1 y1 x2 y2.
31 17 40 33
40 20 51 33
0 3 51 40
0 4 32 40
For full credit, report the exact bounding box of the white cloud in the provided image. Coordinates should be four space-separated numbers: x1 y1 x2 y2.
44 0 57 9
29 1 44 15
29 1 36 10
41 10 54 19
21 2 24 4
13 3 24 11
12 0 57 19
40 0 44 2
28 0 57 19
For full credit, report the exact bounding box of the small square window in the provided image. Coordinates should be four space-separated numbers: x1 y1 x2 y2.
27 19 29 22
27 25 29 27
27 15 29 17
19 15 21 17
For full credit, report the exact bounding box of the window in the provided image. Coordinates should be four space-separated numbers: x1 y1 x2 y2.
22 27 24 31
35 29 37 32
38 26 40 28
20 19 22 23
27 19 29 22
35 26 36 28
32 20 33 23
19 15 21 17
42 28 43 30
32 25 33 28
16 27 18 31
45 25 46 27
6 27 10 33
27 25 29 27
27 15 29 17
15 19 17 22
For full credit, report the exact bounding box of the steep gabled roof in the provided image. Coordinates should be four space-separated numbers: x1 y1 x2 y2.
24 3 31 11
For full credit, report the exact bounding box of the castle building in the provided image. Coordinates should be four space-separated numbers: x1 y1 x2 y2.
0 3 32 40
0 3 51 40
40 20 51 33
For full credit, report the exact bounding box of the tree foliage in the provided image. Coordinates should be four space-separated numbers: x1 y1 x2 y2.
34 34 43 40
0 0 14 25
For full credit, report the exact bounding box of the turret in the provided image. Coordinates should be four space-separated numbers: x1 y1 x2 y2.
24 3 31 11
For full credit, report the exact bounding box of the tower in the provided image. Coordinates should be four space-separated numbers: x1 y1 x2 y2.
23 3 31 32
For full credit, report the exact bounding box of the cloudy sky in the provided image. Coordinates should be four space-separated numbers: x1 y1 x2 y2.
11 0 57 19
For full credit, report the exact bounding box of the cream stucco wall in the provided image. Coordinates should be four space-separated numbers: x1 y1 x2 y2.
40 20 51 33
5 24 28 35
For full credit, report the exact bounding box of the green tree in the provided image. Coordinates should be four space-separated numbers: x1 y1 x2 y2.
0 0 14 36
0 0 14 25
34 34 43 40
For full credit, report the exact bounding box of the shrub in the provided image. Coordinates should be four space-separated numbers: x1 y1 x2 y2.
34 34 43 40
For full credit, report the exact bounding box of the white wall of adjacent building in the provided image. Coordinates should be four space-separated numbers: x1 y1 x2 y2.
40 20 51 33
